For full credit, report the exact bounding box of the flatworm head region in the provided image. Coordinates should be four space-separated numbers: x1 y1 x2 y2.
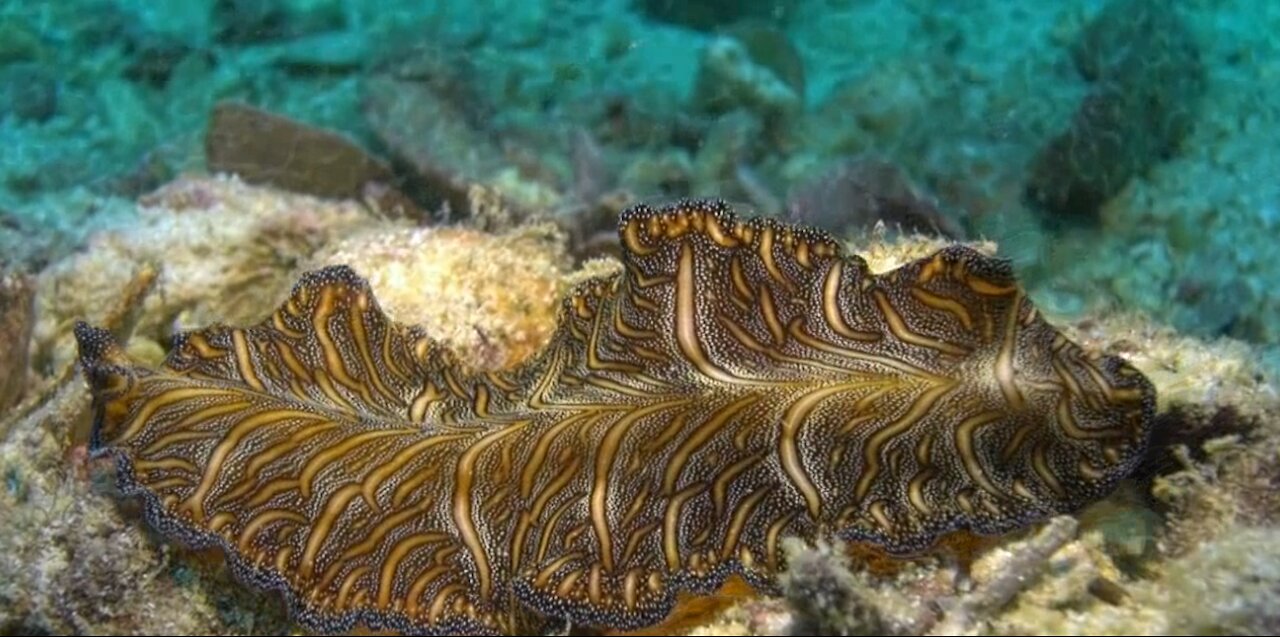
75 199 1156 635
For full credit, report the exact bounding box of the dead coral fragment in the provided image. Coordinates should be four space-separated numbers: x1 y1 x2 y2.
779 538 917 636
928 516 1080 635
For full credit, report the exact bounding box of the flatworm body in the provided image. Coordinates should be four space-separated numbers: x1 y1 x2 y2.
75 199 1156 635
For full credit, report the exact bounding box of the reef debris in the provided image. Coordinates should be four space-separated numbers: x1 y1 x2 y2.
926 516 1079 635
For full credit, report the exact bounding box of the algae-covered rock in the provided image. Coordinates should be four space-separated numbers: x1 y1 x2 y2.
1026 0 1205 222
0 271 33 411
0 18 46 65
785 156 965 239
779 538 895 636
362 75 511 218
0 369 294 635
33 175 377 375
693 36 801 120
301 220 574 370
205 101 399 203
1160 527 1280 635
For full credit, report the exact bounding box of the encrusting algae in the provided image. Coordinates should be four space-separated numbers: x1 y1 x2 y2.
73 198 1156 635
302 221 574 371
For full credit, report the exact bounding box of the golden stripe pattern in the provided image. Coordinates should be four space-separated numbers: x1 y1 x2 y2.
74 199 1157 635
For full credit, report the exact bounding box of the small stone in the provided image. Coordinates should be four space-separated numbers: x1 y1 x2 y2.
205 101 398 202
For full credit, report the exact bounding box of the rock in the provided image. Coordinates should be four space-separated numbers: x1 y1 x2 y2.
362 75 507 217
0 271 34 411
723 20 805 104
692 36 801 120
205 101 403 205
1025 0 1205 223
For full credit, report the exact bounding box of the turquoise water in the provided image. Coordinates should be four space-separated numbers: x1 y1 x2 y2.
2 1 1279 635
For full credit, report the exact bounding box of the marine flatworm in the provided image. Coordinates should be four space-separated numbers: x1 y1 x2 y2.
75 199 1156 635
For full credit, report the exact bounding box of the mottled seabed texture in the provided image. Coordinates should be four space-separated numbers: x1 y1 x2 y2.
2 1 1280 635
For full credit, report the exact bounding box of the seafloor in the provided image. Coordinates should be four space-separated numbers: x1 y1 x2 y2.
2 0 1279 634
